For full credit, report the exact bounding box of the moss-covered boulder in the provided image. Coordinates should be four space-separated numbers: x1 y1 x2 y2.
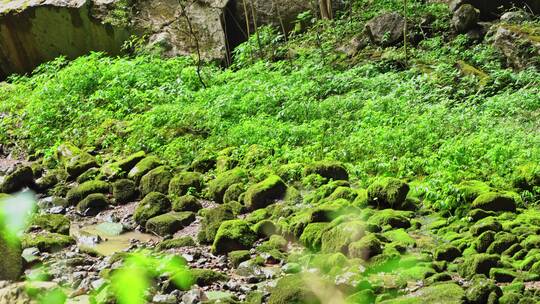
1 165 33 193
253 219 278 237
112 179 138 204
228 250 251 267
21 232 74 252
300 222 330 251
465 277 502 304
486 232 517 254
513 163 540 191
268 274 321 304
76 193 109 216
223 183 245 204
133 192 171 225
198 205 235 244
321 221 366 254
349 233 383 260
489 268 517 283
34 171 59 192
168 172 203 196
471 192 517 212
380 283 465 304
66 180 109 205
172 195 202 212
127 156 162 183
244 175 287 211
303 161 348 181
30 214 70 235
190 269 228 286
459 253 500 278
456 180 492 204
211 220 258 254
145 212 195 236
156 237 196 250
75 167 101 184
367 177 410 210
140 166 172 196
56 144 98 179
208 168 247 203
368 209 412 229
0 235 22 280
434 245 461 262
116 151 147 173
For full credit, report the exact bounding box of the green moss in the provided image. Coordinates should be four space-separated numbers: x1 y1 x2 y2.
198 205 235 244
228 250 251 267
474 231 495 253
223 183 245 204
521 235 540 250
34 170 60 192
471 192 517 212
382 229 415 248
65 151 98 179
367 177 410 209
112 179 137 204
30 214 70 235
486 232 517 254
212 220 258 254
513 163 540 190
327 186 358 202
190 269 228 286
465 277 502 304
276 163 303 183
0 235 22 280
434 245 461 261
145 212 195 236
349 233 383 259
127 156 162 183
321 221 366 254
169 172 203 196
456 180 492 204
1 165 33 193
303 161 348 181
245 208 270 224
253 219 278 237
133 192 171 225
208 168 247 203
140 166 172 196
470 217 502 236
459 253 500 278
76 193 109 216
368 209 412 230
380 283 465 304
172 194 202 212
21 232 74 252
268 274 321 304
244 175 287 211
66 180 109 205
258 235 288 253
157 236 196 250
75 167 100 184
300 222 330 251
490 268 517 283
116 151 146 173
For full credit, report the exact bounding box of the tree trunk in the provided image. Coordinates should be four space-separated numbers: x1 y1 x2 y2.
319 0 333 19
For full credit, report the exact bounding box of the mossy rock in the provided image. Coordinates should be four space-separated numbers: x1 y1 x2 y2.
145 212 195 236
30 214 70 235
327 186 358 202
190 269 228 286
190 153 217 173
276 163 304 183
456 180 492 204
490 268 517 283
112 179 138 204
223 183 245 204
228 250 251 267
470 217 502 236
521 235 540 250
368 209 412 230
65 152 98 179
380 283 465 304
127 156 162 183
208 168 247 204
76 168 101 184
66 180 109 205
211 220 258 254
133 192 171 225
21 232 74 252
471 192 517 212
76 193 109 216
468 209 496 222
459 253 500 278
168 171 204 196
303 161 348 181
223 200 245 216
244 175 288 211
382 229 416 248
116 151 146 173
0 235 22 280
465 277 502 304
140 166 172 196
34 171 59 192
258 235 288 253
157 236 196 250
268 274 322 304
486 232 517 254
367 177 410 210
434 245 461 262
253 219 278 237
198 205 235 244
321 221 366 254
349 233 383 260
513 163 540 191
172 194 202 212
1 165 33 193
300 222 330 251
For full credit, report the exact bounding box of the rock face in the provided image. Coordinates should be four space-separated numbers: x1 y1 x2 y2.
0 0 314 78
365 12 406 46
451 0 540 20
490 24 540 70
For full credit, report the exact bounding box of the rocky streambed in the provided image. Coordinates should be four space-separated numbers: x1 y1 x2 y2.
1 144 540 304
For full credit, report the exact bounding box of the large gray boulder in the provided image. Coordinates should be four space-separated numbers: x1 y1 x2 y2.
490 24 540 70
449 0 540 20
365 12 406 46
